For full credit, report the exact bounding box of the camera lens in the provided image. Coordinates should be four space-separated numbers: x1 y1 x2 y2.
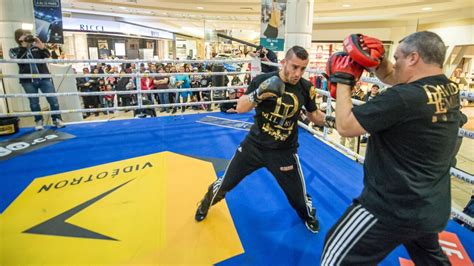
24 35 35 43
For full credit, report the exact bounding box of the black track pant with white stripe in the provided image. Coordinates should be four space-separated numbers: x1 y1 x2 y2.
320 202 451 266
211 140 315 221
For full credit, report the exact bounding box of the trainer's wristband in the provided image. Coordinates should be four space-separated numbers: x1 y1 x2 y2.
324 115 336 128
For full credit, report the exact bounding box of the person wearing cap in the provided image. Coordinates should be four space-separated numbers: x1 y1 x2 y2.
219 89 238 113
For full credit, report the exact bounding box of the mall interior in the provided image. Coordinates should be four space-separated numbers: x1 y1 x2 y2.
0 0 473 265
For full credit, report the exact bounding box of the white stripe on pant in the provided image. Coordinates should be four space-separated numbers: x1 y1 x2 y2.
321 205 378 265
209 149 238 206
293 153 313 218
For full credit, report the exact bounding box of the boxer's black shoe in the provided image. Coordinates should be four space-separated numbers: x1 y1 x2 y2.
195 197 211 222
195 180 225 222
305 217 320 233
305 206 320 233
194 201 210 222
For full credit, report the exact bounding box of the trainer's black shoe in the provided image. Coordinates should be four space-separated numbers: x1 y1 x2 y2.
195 199 211 222
305 217 320 233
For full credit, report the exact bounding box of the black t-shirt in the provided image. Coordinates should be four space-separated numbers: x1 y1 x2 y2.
200 76 212 96
220 101 237 112
244 71 318 150
261 49 279 73
353 74 461 232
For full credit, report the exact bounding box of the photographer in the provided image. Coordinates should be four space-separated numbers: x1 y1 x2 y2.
9 29 64 130
251 45 279 73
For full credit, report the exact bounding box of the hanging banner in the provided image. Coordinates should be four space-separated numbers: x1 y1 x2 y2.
260 0 286 51
33 0 64 44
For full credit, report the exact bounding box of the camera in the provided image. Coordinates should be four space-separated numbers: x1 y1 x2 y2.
257 48 267 58
24 35 35 43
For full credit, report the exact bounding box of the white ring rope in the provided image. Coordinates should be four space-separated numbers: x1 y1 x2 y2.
0 71 250 79
298 121 365 163
460 90 474 101
450 168 474 185
315 89 473 140
0 85 248 98
451 209 474 228
458 128 474 139
260 60 473 101
315 88 366 106
0 99 238 118
0 58 252 64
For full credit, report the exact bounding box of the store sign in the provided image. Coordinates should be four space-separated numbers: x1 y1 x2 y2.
63 18 121 33
63 18 173 39
120 23 173 39
79 25 105 31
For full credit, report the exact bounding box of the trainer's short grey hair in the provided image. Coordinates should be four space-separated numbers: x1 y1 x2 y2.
399 31 446 68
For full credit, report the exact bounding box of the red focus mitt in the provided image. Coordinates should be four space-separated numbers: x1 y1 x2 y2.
326 52 364 99
343 34 384 69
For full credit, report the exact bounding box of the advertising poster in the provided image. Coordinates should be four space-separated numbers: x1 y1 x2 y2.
98 40 111 59
33 0 64 44
260 0 286 51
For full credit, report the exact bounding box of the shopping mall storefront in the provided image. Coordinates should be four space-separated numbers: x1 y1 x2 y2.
61 18 175 60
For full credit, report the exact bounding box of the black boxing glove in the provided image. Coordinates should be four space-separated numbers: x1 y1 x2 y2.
248 75 285 104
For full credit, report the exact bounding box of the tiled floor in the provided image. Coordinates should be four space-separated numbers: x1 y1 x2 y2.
12 105 474 212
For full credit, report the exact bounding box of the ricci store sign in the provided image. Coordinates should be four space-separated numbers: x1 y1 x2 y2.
63 18 173 39
79 24 105 31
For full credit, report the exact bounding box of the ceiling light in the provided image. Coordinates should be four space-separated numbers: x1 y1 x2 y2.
118 6 127 9
197 6 204 10
422 7 432 11
342 4 351 8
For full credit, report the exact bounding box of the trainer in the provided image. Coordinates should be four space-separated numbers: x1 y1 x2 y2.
321 31 461 265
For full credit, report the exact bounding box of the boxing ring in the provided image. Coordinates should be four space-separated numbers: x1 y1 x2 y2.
0 58 473 265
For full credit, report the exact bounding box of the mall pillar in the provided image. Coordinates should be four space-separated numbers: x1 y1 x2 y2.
285 0 314 50
0 0 35 114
